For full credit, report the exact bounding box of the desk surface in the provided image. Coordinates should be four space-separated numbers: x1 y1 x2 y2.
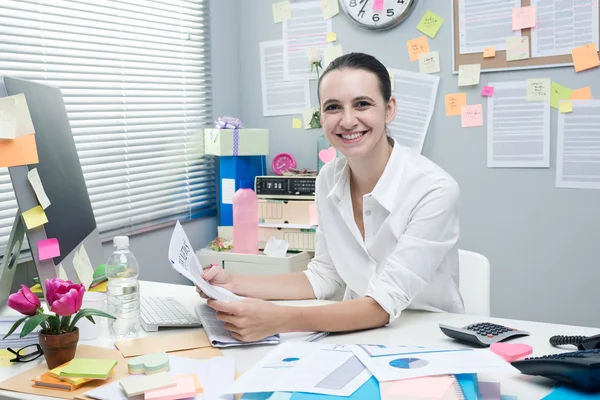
1 280 598 399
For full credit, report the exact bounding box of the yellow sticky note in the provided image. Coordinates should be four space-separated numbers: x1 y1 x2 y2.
272 1 291 24
458 64 481 86
550 82 573 109
418 51 440 74
321 0 339 20
526 78 550 102
22 206 48 229
387 69 395 91
559 101 573 113
406 36 430 62
292 118 302 129
327 32 337 42
570 87 593 100
483 47 496 58
416 10 444 39
324 44 343 68
571 43 600 72
0 350 14 367
506 36 530 61
445 93 467 117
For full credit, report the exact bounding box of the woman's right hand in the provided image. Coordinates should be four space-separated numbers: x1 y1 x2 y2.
196 264 237 299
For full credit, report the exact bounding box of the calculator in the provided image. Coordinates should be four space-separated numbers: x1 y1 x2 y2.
439 322 530 347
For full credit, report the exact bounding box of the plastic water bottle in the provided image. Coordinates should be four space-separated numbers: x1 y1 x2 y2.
233 180 259 254
105 236 140 340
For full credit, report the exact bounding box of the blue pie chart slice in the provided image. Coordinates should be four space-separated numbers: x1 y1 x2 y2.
389 358 429 369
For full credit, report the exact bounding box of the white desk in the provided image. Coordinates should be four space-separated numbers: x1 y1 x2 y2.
1 280 598 399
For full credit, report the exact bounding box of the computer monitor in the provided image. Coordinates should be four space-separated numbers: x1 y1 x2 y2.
0 77 104 302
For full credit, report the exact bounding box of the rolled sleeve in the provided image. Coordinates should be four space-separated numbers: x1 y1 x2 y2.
365 183 460 323
304 224 346 300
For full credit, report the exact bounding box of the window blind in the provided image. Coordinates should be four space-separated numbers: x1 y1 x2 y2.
0 0 215 256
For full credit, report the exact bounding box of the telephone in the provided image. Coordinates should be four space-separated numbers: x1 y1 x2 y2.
549 333 600 350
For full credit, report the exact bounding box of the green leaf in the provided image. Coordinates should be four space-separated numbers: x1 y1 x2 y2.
85 315 96 324
69 309 115 331
2 316 29 339
20 314 51 338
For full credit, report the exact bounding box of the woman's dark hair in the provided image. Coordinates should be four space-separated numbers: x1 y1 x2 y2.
317 52 391 102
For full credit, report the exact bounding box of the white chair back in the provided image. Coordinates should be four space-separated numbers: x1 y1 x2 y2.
458 249 491 317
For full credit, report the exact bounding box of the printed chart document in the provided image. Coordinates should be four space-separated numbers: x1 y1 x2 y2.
260 40 310 117
227 342 372 396
282 1 332 81
169 221 242 302
556 100 600 189
387 68 440 153
351 344 518 382
531 0 599 57
487 81 550 168
458 0 521 54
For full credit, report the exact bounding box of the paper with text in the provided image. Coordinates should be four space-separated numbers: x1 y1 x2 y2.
458 64 481 86
388 68 440 152
418 51 440 74
526 78 551 102
512 6 536 30
406 36 430 62
571 43 600 72
506 36 530 61
487 80 550 168
531 0 599 57
461 104 484 128
221 179 235 205
0 94 35 140
27 168 51 209
556 100 600 189
445 93 467 117
273 1 292 23
73 244 94 289
416 10 444 38
458 0 521 54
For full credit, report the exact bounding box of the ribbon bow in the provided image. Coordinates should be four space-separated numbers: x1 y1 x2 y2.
213 117 244 156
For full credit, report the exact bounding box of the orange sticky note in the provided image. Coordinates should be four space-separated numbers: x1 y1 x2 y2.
483 47 496 58
0 134 39 168
406 36 430 62
571 43 600 72
309 203 318 225
512 6 536 30
570 87 593 100
461 104 483 128
445 93 467 116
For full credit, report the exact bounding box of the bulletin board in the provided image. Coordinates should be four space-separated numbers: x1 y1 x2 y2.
452 0 600 73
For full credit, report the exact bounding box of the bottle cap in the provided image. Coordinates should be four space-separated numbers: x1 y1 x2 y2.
114 236 129 248
239 179 253 190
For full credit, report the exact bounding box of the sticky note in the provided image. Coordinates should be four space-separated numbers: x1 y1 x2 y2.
0 134 39 168
559 101 573 113
292 118 302 129
326 31 337 42
0 350 14 367
512 6 536 30
418 51 440 74
272 1 291 24
27 168 51 209
571 43 600 72
387 376 455 398
60 358 118 379
479 382 501 400
387 69 395 91
37 238 60 261
372 0 384 11
506 36 530 61
145 375 196 400
550 82 573 109
323 44 343 68
0 93 35 140
526 78 551 102
120 372 176 397
571 86 593 100
302 108 317 130
460 104 484 128
416 10 444 38
321 0 339 20
73 244 94 289
445 93 467 116
458 64 481 86
483 46 496 58
406 36 430 62
309 203 318 225
481 86 494 97
21 206 48 230
56 263 68 280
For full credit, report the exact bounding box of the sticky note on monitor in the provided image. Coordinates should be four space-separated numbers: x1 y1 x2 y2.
418 51 440 74
458 64 480 86
570 86 593 100
0 134 39 168
550 82 573 109
512 6 536 30
571 43 600 72
272 1 291 24
27 168 51 209
416 10 444 38
37 238 60 261
445 93 467 117
22 206 48 230
526 78 551 102
460 104 484 128
506 36 530 61
0 93 35 140
73 244 94 289
406 36 430 62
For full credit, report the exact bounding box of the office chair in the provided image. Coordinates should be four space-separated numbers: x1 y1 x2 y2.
458 249 491 317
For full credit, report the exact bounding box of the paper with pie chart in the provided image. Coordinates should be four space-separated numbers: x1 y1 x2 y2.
350 344 519 382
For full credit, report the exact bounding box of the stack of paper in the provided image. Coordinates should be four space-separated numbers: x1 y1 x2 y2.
0 316 40 350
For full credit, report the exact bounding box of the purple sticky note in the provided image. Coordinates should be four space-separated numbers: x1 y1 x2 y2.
482 86 495 96
37 238 60 261
373 0 384 11
479 381 501 400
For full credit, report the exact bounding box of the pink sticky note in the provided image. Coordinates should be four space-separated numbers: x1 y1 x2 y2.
309 203 318 225
37 238 60 261
373 0 384 11
461 104 483 128
482 86 495 96
145 375 196 400
512 6 536 30
387 375 455 398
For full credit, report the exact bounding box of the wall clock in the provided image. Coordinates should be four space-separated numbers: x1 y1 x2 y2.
338 0 419 31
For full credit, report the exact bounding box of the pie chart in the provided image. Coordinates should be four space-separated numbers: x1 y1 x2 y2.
389 358 429 369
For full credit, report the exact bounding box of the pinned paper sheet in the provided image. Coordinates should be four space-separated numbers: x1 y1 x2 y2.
321 0 339 20
292 118 302 129
406 36 430 62
387 69 395 91
418 51 440 74
461 104 484 128
512 6 536 30
482 86 494 97
445 93 467 116
372 0 384 11
221 178 235 205
56 263 68 280
27 168 51 209
559 101 573 113
571 43 600 72
272 1 291 24
0 93 35 140
309 203 318 225
416 10 444 38
483 46 496 58
526 78 551 101
506 36 530 61
386 375 455 398
323 44 343 68
326 31 337 42
37 238 60 261
73 244 94 289
550 82 573 109
571 86 593 100
458 64 481 86
0 134 39 168
21 205 48 230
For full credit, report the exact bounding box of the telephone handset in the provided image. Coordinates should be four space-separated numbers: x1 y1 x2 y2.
550 333 600 350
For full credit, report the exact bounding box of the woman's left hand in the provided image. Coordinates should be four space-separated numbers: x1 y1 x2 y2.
207 298 286 342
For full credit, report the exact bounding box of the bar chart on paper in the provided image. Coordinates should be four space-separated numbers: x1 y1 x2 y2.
315 355 366 390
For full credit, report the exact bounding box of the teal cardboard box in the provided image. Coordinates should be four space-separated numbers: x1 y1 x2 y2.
205 128 269 156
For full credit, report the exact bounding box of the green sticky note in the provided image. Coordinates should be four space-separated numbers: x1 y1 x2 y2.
550 82 573 109
59 358 118 379
416 10 444 38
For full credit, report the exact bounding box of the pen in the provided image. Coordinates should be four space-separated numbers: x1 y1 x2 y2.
305 331 329 342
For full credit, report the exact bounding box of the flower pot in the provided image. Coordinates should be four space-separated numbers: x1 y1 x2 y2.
38 328 79 369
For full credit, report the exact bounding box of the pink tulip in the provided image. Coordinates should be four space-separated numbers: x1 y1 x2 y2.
7 285 41 316
45 278 85 317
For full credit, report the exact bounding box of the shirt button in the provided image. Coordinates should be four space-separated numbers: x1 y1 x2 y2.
365 210 371 216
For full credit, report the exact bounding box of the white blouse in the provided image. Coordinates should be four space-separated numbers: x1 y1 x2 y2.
304 139 465 323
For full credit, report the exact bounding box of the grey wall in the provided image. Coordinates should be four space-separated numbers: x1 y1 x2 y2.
236 1 600 328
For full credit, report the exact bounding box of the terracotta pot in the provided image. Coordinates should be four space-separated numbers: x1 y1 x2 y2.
38 328 79 369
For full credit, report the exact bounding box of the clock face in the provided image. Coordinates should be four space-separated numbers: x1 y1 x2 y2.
339 0 418 31
272 153 297 175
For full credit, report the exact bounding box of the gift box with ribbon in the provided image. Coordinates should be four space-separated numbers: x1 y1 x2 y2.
205 117 269 156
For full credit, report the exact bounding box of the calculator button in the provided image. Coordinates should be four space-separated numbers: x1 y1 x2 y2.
487 334 494 338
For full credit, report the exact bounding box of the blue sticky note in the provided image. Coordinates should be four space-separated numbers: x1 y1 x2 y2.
456 374 480 400
241 393 274 400
542 386 600 399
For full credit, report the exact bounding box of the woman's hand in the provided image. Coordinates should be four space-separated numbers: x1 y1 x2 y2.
195 265 237 298
207 298 288 342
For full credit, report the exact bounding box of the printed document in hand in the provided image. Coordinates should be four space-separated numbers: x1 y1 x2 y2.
169 221 242 302
351 344 519 382
227 342 372 396
195 303 280 348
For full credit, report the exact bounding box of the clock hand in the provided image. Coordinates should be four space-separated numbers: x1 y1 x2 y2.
359 0 368 17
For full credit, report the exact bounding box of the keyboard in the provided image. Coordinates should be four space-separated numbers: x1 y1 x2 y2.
140 296 201 332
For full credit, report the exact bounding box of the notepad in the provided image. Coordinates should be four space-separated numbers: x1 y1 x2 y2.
120 371 176 397
48 361 95 386
59 358 118 379
32 371 87 392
